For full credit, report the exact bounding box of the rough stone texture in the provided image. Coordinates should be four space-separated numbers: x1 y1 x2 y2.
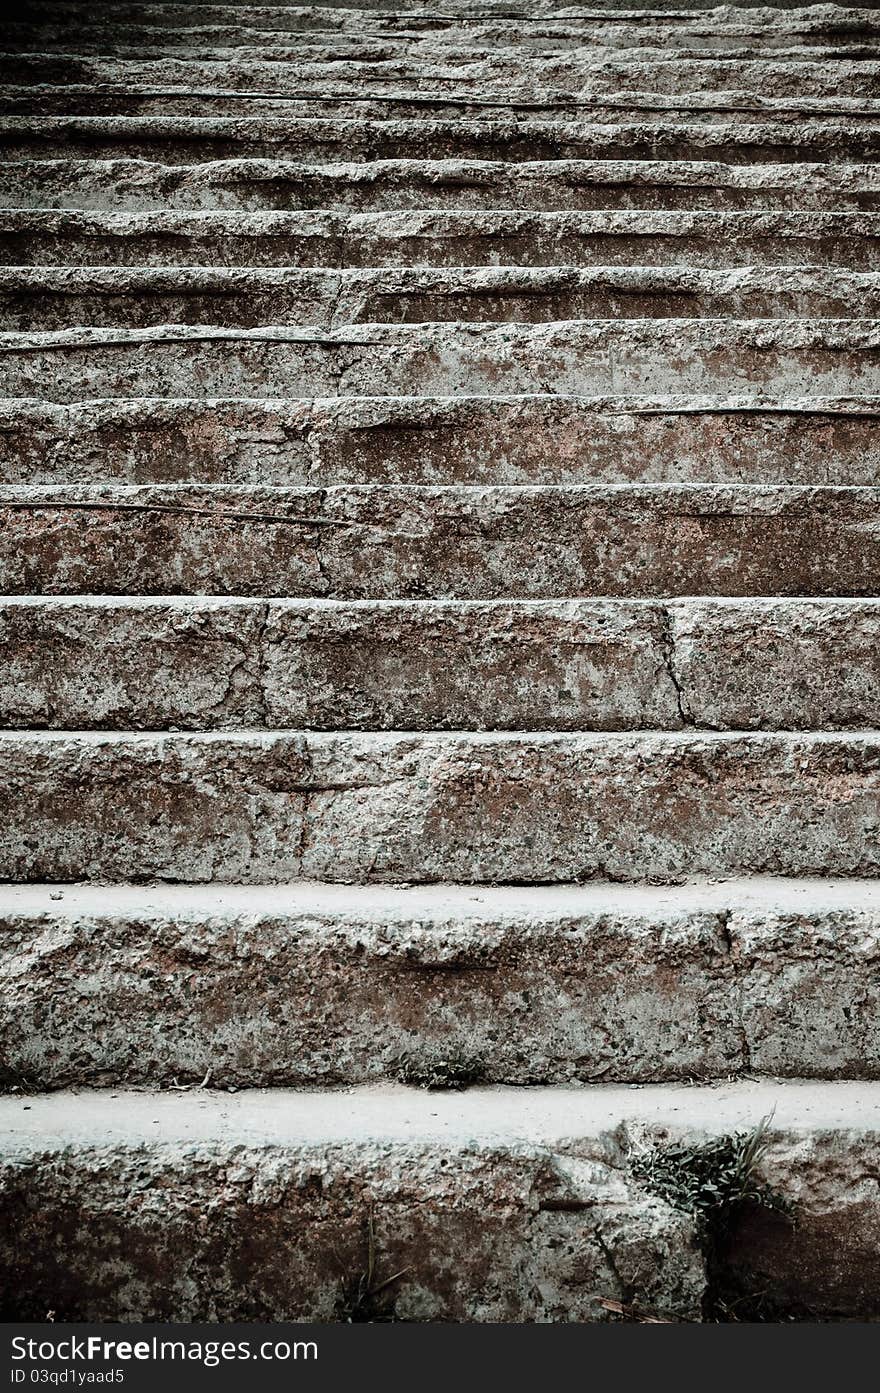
1 730 879 883
5 0 880 1322
4 264 879 332
0 484 877 598
2 880 879 1088
10 6 880 52
5 209 879 269
9 86 880 121
1 1082 879 1321
0 596 266 729
1 322 876 402
6 598 880 733
5 159 878 214
3 397 878 487
670 598 880 730
3 116 879 165
4 55 878 100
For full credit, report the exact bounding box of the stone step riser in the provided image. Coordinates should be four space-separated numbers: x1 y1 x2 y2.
5 56 877 99
4 597 879 733
5 267 878 333
4 882 879 1088
2 730 880 883
1 323 874 401
11 17 880 55
5 118 879 163
5 1083 878 1322
1 485 878 599
3 398 878 487
7 159 876 213
11 89 880 121
19 3 877 32
4 212 877 269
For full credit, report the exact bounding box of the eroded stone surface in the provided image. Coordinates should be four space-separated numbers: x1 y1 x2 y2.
4 116 880 167
4 264 879 332
2 397 877 487
1 730 879 883
4 159 877 213
2 880 879 1088
1 322 873 402
3 209 879 271
5 598 880 732
0 484 877 598
1 1081 879 1321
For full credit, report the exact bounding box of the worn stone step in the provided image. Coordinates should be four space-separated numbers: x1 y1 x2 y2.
5 266 878 333
7 158 876 213
18 3 874 34
5 53 877 99
3 597 879 732
9 85 880 122
2 729 880 883
3 116 878 164
10 9 880 54
0 322 874 402
3 397 879 487
0 484 878 599
3 879 880 1090
3 1080 878 1321
4 210 877 270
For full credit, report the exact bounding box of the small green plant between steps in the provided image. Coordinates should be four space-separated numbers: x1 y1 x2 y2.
394 1049 485 1091
630 1115 793 1239
629 1115 795 1320
335 1206 409 1324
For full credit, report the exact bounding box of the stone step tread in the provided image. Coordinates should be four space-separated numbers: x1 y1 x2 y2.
4 265 877 332
4 873 880 1085
3 117 877 165
3 1078 876 1148
12 12 880 51
3 728 880 883
6 56 876 100
9 874 880 919
12 87 880 121
1 320 874 402
3 1079 876 1320
14 40 870 65
8 213 874 268
4 394 879 487
7 208 874 235
4 594 880 731
19 3 874 30
0 481 877 598
8 157 876 213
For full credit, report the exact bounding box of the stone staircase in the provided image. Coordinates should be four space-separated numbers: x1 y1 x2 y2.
1 0 879 1323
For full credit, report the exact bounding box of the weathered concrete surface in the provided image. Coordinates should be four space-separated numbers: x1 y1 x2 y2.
2 880 879 1088
1 322 875 402
670 599 880 730
1 1081 879 1320
5 596 878 731
4 265 878 332
0 597 266 729
10 7 880 52
6 159 877 213
5 210 878 269
4 598 879 731
1 730 880 883
10 86 880 122
5 54 877 100
3 116 878 165
0 484 877 598
3 397 877 487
